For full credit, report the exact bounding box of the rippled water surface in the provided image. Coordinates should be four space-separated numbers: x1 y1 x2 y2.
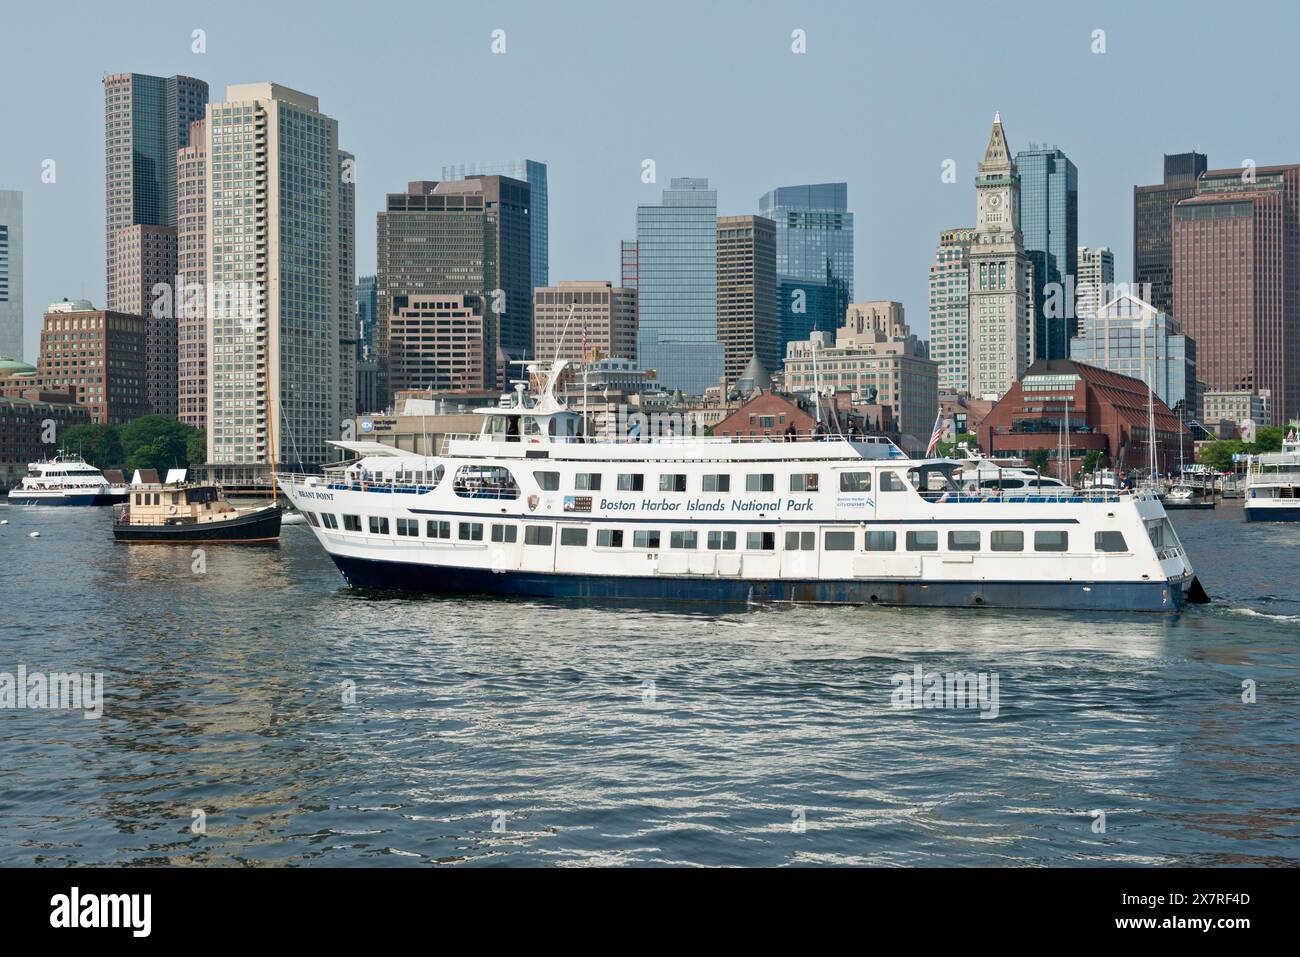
1 501 1297 866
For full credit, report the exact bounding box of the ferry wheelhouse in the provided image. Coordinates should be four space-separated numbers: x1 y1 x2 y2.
278 361 1206 612
1244 437 1300 521
5 454 128 506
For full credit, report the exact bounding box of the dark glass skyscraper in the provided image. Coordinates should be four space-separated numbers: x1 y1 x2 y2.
1134 152 1208 317
758 183 853 350
1015 148 1078 360
442 160 547 290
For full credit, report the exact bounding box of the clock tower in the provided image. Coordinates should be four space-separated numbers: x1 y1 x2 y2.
968 112 1035 399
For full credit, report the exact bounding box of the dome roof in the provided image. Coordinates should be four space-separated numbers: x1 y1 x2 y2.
0 355 36 374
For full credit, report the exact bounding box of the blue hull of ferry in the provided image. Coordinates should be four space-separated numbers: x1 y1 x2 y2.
1243 505 1300 521
329 554 1191 613
5 493 100 506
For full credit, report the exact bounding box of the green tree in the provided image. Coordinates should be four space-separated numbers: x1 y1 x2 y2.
1025 448 1051 472
119 416 198 475
56 423 123 469
1198 440 1243 471
1081 449 1102 474
1248 425 1284 454
935 432 979 457
186 428 207 466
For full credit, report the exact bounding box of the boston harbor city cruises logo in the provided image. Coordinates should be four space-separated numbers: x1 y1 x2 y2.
890 664 1000 719
0 665 104 719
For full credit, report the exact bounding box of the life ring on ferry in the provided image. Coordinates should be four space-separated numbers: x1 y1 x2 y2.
168 505 178 514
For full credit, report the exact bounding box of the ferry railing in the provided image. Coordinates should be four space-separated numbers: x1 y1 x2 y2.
438 432 900 455
277 473 439 495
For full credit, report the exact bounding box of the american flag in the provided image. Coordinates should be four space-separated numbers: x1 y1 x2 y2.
925 411 944 457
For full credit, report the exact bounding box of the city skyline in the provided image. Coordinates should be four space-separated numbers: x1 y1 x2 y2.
2 1 1290 364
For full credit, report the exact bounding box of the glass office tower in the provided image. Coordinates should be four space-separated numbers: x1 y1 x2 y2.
757 183 853 350
1015 148 1078 360
636 177 721 394
442 159 548 290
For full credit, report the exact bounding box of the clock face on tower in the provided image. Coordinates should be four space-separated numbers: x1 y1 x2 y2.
988 194 1001 207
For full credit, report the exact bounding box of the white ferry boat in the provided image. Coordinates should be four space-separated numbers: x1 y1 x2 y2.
278 361 1206 612
5 454 129 506
1244 437 1300 521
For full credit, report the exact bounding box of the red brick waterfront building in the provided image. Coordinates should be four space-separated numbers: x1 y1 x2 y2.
978 359 1191 480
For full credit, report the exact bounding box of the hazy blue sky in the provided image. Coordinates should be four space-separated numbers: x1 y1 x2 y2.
3 0 1298 362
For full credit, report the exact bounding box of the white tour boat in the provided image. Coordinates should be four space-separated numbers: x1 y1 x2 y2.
5 454 129 506
1244 436 1300 521
278 361 1206 612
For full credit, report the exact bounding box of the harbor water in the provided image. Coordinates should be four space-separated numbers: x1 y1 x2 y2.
0 501 1297 866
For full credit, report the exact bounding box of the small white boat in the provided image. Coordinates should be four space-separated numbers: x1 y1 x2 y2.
6 454 129 506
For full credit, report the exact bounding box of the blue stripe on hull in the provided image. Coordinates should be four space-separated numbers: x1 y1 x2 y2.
328 554 1186 613
1244 505 1300 521
5 494 100 506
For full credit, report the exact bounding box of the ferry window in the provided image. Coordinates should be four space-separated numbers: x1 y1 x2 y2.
596 529 624 548
302 511 318 527
560 527 588 547
708 530 737 550
491 524 518 543
533 471 560 491
824 531 855 551
784 531 815 551
1145 520 1168 549
618 473 644 491
454 465 520 499
396 518 418 537
633 530 661 549
703 474 731 492
880 471 908 492
343 514 361 532
905 530 938 551
1034 530 1069 552
746 531 776 551
320 513 338 530
575 473 602 491
524 525 553 546
990 530 1023 552
670 530 698 549
1095 531 1128 553
746 473 775 492
791 473 820 492
368 516 390 535
659 474 687 492
427 520 451 539
948 530 980 551
839 472 871 493
865 530 896 551
458 522 484 541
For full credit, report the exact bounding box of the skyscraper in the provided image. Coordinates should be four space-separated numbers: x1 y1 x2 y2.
635 177 721 394
1173 164 1300 424
620 240 638 290
205 83 346 472
533 281 638 366
356 275 377 360
968 114 1035 399
1134 152 1208 316
717 215 779 388
1015 146 1078 359
928 227 974 394
176 119 207 429
442 159 547 289
112 224 177 416
337 150 356 432
758 183 853 349
103 73 208 314
0 190 22 361
1075 245 1115 329
375 177 532 400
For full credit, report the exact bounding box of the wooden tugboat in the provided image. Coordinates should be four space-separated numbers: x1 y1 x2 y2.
112 469 281 543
